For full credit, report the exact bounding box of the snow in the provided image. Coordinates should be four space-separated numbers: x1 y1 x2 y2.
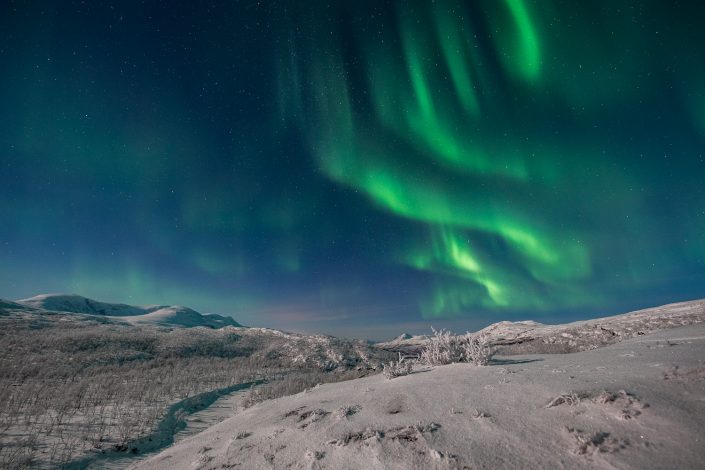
134 323 705 469
376 298 705 356
15 293 241 329
375 333 428 355
17 294 150 316
108 306 239 329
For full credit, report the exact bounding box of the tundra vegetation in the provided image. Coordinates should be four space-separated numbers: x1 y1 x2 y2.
382 328 496 380
419 328 495 367
382 353 414 379
0 308 388 468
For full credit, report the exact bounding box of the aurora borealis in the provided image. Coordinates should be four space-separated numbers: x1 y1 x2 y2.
1 1 704 339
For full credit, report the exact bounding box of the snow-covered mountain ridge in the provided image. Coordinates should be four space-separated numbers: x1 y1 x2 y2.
377 298 705 355
14 293 241 329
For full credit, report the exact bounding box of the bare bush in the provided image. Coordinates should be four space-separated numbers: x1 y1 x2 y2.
0 434 38 469
382 353 414 379
546 392 582 408
0 310 390 467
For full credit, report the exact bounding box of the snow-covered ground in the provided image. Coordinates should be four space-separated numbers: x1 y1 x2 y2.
136 323 705 469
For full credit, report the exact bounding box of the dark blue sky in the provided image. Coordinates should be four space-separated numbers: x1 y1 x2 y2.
1 1 704 339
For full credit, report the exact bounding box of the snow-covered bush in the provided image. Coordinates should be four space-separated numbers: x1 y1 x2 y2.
459 332 495 366
420 328 494 366
335 404 361 419
419 327 462 365
382 353 414 379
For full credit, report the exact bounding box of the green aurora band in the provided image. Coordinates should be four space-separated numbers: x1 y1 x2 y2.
2 0 704 331
278 0 705 318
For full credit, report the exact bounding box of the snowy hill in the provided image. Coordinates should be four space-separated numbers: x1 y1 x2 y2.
376 299 705 356
394 333 413 341
107 306 240 329
15 293 241 329
375 333 428 355
0 298 27 310
136 323 705 470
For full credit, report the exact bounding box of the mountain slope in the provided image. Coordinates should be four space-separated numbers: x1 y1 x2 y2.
375 333 428 355
18 293 149 316
15 293 241 328
0 298 390 468
109 306 241 329
377 299 705 355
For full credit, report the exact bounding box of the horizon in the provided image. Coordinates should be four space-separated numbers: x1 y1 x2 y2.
2 1 705 340
5 291 702 342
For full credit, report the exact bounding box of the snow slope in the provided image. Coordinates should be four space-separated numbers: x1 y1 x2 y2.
107 306 240 329
18 293 151 316
377 298 705 355
134 323 705 470
15 294 241 329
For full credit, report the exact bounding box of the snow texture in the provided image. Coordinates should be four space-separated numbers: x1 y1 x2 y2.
136 322 705 469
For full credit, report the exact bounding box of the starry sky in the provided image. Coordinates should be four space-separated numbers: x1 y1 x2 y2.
1 1 704 339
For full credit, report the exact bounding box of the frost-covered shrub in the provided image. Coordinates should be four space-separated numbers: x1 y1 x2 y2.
459 332 495 366
420 328 494 366
382 353 414 379
334 404 361 419
419 328 462 366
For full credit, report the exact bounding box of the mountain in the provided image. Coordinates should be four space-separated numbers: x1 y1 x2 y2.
14 293 241 329
0 298 26 310
106 306 240 329
18 293 152 316
375 333 429 355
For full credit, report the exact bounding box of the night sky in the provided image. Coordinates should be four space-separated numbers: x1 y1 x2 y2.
1 1 704 339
